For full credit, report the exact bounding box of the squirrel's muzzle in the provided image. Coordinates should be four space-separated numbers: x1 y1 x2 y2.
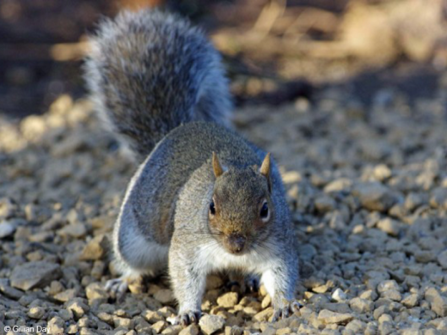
227 234 246 254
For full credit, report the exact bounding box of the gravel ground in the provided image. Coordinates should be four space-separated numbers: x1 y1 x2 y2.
1 80 447 335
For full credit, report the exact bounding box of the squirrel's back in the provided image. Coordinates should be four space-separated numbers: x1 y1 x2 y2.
84 9 232 162
121 121 288 246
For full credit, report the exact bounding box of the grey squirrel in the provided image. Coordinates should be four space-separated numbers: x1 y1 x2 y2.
85 9 300 326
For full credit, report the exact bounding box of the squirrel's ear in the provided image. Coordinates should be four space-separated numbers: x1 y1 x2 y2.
260 153 272 190
260 153 271 177
212 152 224 178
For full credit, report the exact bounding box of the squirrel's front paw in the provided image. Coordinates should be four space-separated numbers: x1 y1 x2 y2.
271 301 301 322
174 310 201 326
104 277 128 302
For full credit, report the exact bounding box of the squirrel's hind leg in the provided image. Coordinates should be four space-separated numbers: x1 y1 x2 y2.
105 250 168 301
107 226 170 300
105 260 146 301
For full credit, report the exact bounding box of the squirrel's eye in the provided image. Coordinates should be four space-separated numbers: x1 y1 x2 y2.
260 202 269 221
209 201 216 216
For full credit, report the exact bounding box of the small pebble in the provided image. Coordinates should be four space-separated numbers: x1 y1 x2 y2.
217 292 239 308
317 309 354 324
199 314 225 334
331 288 347 302
28 306 45 319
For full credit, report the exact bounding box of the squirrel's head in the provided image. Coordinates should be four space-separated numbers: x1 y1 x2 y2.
208 152 273 255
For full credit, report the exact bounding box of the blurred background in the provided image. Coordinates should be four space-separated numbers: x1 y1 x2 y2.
1 0 447 118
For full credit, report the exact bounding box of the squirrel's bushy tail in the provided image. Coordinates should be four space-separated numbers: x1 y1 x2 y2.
84 9 232 162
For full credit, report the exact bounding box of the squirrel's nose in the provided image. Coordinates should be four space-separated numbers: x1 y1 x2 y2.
228 234 246 254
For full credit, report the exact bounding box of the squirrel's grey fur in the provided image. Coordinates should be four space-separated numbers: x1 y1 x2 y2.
84 9 232 162
86 9 299 326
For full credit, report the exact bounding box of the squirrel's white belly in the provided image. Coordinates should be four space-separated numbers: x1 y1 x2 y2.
195 240 278 299
196 241 275 274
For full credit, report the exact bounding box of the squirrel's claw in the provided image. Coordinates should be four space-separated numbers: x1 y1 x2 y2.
246 275 260 293
175 311 201 327
271 301 301 322
105 278 128 302
227 274 260 293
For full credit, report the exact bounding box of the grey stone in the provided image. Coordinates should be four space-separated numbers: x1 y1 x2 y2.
376 218 400 236
314 195 336 213
0 278 23 299
217 292 239 308
349 297 373 313
425 287 447 317
179 325 200 335
437 250 447 269
317 309 354 324
48 316 65 334
430 187 447 209
331 288 347 302
353 182 396 212
79 234 108 261
10 261 62 290
153 289 175 304
0 220 17 238
28 306 45 319
199 314 225 334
